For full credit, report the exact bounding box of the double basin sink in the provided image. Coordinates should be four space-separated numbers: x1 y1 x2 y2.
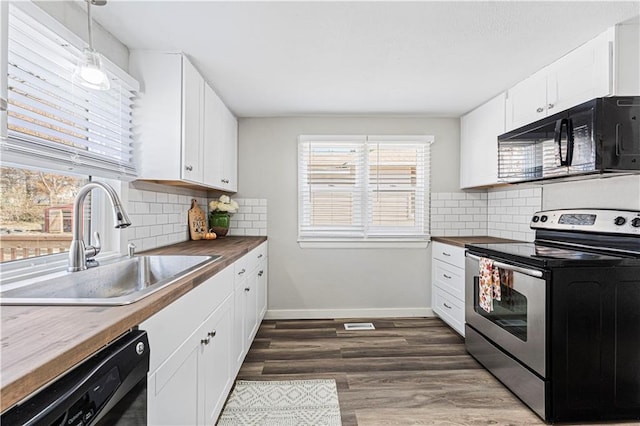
0 255 221 306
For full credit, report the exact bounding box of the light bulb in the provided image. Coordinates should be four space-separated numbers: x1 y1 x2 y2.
73 48 110 91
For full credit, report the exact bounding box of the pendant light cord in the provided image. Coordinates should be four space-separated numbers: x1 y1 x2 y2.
86 0 94 50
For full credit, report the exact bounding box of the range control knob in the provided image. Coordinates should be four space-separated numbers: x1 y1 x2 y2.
540 215 548 223
614 216 627 226
631 218 640 228
532 216 540 223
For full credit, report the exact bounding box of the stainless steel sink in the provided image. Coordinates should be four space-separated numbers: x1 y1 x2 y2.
0 255 220 306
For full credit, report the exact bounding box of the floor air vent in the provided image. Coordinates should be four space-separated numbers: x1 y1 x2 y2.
344 323 375 331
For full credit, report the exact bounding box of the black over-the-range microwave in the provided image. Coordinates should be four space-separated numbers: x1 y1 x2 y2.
497 96 640 183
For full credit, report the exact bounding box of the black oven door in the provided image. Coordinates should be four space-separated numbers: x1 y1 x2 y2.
465 253 547 378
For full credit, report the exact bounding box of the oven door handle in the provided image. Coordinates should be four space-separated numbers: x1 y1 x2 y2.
465 252 544 278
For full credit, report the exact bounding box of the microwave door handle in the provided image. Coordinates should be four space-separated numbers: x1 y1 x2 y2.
557 118 570 166
566 118 574 166
465 252 544 278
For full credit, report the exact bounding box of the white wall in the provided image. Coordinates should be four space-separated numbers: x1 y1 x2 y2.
34 1 129 70
237 117 460 318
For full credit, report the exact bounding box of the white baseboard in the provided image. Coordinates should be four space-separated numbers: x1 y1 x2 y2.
264 307 435 320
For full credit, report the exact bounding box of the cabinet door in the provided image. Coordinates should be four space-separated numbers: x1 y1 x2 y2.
147 334 199 425
203 84 225 188
551 32 612 113
256 260 268 321
505 73 548 131
199 295 233 425
244 272 259 350
232 280 246 372
223 107 238 192
459 92 505 188
181 57 204 184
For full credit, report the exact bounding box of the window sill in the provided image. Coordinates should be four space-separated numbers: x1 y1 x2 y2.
298 239 430 249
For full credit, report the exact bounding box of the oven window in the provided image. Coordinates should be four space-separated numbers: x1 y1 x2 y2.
474 276 528 341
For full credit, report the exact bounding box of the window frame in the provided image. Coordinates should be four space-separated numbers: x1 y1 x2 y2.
0 2 135 272
298 134 433 248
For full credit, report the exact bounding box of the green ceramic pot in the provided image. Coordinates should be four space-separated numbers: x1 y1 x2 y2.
209 212 230 237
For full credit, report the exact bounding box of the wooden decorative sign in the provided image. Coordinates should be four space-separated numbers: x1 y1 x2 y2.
188 199 206 240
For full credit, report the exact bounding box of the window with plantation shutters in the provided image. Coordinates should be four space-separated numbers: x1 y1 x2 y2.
298 135 432 241
1 2 139 179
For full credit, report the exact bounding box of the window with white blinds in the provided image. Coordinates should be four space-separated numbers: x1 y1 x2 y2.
1 3 139 180
298 135 432 241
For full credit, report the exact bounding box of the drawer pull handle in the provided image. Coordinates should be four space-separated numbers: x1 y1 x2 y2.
443 303 452 309
245 287 250 292
238 268 246 275
536 107 544 113
201 337 210 345
258 254 263 259
208 331 216 338
258 270 264 277
442 252 451 257
443 274 452 279
185 165 193 171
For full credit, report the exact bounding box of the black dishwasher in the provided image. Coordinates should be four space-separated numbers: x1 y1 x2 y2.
1 329 149 426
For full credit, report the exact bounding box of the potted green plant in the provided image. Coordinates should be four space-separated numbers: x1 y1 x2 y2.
208 195 239 237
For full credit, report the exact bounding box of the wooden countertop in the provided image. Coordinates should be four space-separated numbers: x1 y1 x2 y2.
431 236 520 248
0 236 266 413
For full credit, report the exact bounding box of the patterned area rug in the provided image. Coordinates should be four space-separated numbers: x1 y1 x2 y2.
217 379 342 425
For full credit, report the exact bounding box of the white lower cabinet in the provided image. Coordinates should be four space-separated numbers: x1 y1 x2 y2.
143 241 269 424
233 242 268 373
431 242 466 336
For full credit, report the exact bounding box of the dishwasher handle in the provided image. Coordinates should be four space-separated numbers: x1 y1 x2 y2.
465 252 544 278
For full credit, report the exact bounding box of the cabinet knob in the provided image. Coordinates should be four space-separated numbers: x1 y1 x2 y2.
244 287 250 292
536 107 544 113
221 178 229 184
185 165 193 171
208 330 216 338
547 103 554 109
258 270 264 277
201 337 210 345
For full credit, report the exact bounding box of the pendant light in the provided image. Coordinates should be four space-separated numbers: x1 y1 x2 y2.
73 0 110 91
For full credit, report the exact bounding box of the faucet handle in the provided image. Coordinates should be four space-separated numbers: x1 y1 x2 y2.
84 232 102 259
128 242 136 258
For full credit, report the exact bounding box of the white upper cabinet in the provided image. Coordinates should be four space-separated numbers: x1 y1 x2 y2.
129 51 238 191
203 85 238 192
505 24 639 132
182 57 205 184
460 92 505 189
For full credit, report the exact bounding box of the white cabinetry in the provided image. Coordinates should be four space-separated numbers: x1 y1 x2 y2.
142 264 234 425
142 244 268 424
460 93 505 188
129 51 238 191
431 242 466 336
233 242 268 373
505 25 639 131
203 85 238 192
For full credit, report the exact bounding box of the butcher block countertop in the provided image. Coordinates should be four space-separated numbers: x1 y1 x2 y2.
0 236 266 414
431 236 520 248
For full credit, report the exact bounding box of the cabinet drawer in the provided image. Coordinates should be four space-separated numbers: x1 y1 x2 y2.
432 286 465 336
433 259 464 300
432 242 466 268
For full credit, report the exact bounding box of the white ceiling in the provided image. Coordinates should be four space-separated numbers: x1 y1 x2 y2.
92 1 640 118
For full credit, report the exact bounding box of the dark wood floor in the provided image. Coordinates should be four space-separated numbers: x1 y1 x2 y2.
235 317 546 425
235 317 640 426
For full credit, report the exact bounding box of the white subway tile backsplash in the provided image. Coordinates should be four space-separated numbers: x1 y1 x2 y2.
430 188 542 240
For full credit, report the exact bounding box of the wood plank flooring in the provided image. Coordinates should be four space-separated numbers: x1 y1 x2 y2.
234 317 639 425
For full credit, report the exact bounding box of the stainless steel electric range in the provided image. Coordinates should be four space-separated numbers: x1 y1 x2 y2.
464 209 640 424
